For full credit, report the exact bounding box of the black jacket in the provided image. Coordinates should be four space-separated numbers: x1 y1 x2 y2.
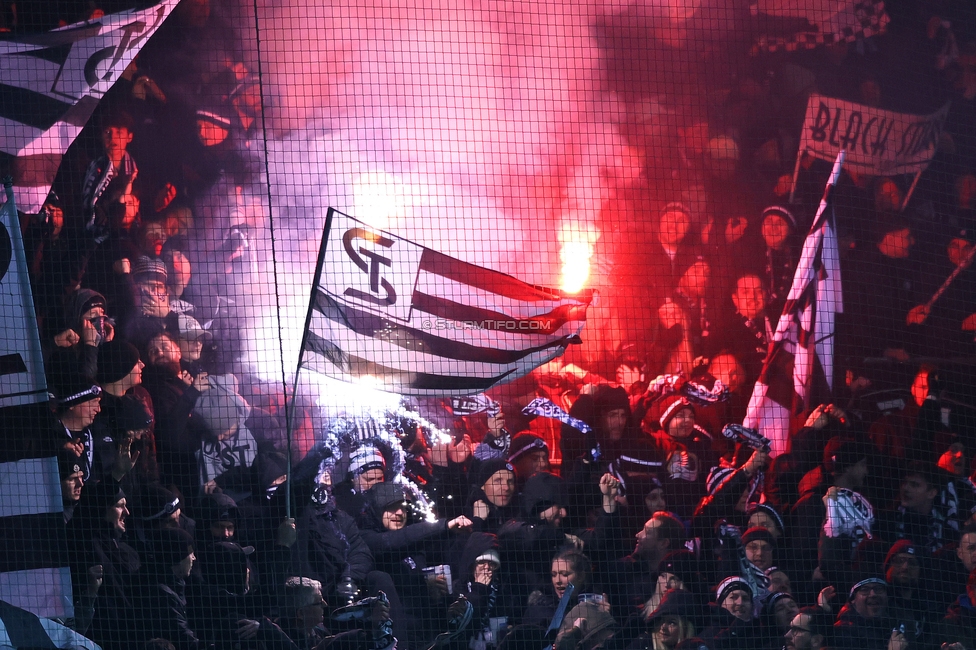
292 499 374 595
701 606 764 650
132 576 205 650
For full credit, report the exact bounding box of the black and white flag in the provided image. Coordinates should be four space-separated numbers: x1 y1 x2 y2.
0 0 178 213
300 209 592 396
0 181 72 618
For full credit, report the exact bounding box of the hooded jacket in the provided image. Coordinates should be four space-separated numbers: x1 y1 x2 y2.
67 481 141 650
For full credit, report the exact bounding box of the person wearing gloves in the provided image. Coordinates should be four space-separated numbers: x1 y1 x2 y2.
691 444 769 544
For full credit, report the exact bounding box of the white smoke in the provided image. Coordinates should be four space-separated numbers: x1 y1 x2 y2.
239 0 643 380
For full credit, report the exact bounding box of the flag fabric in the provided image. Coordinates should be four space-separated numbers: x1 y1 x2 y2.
0 182 46 408
743 151 845 457
751 0 890 54
0 181 72 618
300 208 592 396
0 598 100 650
0 0 179 213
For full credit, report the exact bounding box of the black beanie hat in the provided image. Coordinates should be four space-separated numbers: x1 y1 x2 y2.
472 458 515 490
508 433 549 464
741 526 777 548
50 370 101 409
658 550 700 583
521 472 564 518
58 449 84 481
593 385 630 418
136 484 181 521
201 541 253 595
148 527 194 567
646 589 699 626
96 340 140 384
197 491 238 526
823 436 868 475
82 480 125 511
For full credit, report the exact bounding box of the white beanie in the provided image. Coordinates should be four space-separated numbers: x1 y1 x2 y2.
348 445 386 478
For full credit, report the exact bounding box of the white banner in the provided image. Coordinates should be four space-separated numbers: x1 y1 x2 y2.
798 93 949 176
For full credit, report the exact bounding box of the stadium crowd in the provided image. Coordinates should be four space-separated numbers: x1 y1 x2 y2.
4 1 976 650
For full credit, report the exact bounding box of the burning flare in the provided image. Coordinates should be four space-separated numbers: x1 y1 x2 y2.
559 223 598 294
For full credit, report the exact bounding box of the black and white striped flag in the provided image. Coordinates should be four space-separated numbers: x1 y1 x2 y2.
0 599 100 650
0 0 178 213
0 181 73 619
743 151 845 457
300 208 592 396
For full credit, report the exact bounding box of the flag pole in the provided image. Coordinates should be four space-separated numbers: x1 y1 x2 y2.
284 207 337 519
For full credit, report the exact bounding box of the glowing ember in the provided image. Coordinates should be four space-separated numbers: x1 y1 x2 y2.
559 224 598 294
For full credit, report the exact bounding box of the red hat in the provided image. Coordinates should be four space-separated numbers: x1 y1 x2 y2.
883 540 917 574
650 394 694 431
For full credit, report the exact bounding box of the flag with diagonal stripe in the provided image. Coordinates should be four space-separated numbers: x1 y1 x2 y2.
300 208 592 396
743 151 845 457
0 0 178 213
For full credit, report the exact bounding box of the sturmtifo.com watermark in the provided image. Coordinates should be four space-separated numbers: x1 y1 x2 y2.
421 318 553 331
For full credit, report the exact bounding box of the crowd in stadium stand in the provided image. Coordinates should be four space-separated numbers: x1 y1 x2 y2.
7 0 976 650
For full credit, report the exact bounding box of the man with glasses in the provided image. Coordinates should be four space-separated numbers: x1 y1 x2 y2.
834 577 910 650
785 607 833 650
278 576 394 650
883 541 943 650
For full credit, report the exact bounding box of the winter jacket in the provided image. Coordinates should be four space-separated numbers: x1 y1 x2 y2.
132 577 205 650
293 500 374 595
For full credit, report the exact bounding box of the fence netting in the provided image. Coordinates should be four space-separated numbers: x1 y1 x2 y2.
1 1 976 650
